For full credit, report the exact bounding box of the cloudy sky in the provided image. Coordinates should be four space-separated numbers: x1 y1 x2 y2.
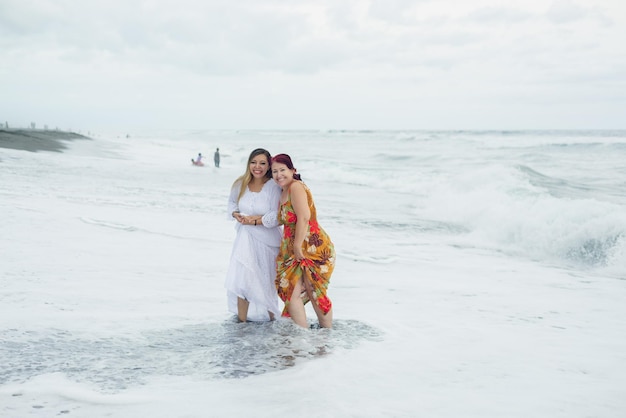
1 0 625 131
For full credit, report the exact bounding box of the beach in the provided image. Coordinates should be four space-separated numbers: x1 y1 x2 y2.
1 129 625 417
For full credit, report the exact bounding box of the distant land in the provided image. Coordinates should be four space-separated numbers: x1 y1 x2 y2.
0 129 91 153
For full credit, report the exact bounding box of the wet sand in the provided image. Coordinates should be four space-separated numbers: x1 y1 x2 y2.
0 129 90 153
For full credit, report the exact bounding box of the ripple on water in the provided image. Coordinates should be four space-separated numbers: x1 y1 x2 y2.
0 319 382 391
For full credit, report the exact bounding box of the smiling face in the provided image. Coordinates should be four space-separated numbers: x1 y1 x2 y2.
272 161 296 188
249 154 270 179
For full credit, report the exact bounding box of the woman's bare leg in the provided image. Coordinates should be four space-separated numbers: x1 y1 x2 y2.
237 297 249 322
302 271 333 328
315 306 333 328
287 280 308 328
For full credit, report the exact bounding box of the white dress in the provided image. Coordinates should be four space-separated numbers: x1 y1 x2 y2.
225 179 282 321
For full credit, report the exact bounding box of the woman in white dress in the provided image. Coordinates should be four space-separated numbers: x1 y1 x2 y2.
225 148 282 322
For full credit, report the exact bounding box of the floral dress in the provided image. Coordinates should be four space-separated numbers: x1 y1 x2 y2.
276 182 335 317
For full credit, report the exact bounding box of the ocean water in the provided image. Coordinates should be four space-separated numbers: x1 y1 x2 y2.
1 130 625 417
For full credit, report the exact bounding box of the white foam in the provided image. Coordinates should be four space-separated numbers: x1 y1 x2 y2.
1 130 625 417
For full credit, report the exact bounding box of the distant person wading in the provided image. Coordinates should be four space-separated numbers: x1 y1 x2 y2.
214 148 220 167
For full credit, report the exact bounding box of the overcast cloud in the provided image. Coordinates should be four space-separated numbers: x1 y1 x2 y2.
1 0 625 130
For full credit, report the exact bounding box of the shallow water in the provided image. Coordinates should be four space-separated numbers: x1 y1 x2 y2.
1 320 382 391
1 129 625 417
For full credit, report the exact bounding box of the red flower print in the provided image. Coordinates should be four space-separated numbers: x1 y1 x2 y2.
284 225 293 238
309 220 320 234
317 295 332 313
299 258 314 268
287 211 297 223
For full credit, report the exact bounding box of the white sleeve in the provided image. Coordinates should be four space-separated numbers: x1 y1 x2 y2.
227 182 240 221
261 181 281 228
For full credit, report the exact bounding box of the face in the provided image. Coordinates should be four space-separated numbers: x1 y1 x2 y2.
272 162 295 187
249 154 269 178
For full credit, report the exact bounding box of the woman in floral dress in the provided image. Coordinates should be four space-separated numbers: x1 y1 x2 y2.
271 154 335 328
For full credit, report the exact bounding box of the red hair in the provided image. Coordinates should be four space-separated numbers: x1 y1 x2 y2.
271 153 302 180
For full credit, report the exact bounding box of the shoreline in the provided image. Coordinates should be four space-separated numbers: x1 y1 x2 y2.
0 129 91 153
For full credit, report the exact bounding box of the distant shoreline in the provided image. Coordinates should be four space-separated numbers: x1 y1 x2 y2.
0 129 91 153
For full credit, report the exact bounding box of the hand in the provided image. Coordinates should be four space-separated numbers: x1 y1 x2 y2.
233 212 245 223
241 215 259 226
294 246 305 261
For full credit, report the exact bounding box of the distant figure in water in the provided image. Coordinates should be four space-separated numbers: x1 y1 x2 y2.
271 153 336 328
192 153 204 166
214 148 220 167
